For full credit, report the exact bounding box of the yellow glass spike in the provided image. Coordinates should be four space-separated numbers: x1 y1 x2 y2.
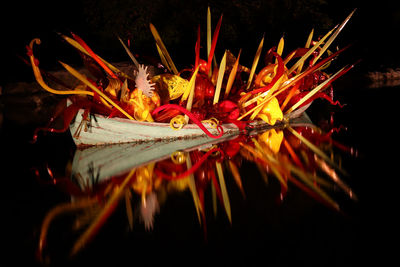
312 9 356 64
288 27 335 75
246 35 264 89
216 162 232 223
289 164 340 211
28 39 94 97
124 190 134 230
38 198 97 260
149 23 178 74
228 160 245 197
256 162 269 185
71 168 136 256
118 36 140 68
286 126 347 176
156 43 170 72
207 6 212 60
297 28 314 73
276 36 284 62
206 7 219 75
182 66 200 102
186 155 203 223
285 66 345 114
225 49 241 98
61 35 131 80
314 155 357 200
283 50 296 65
211 182 218 217
184 66 200 123
213 50 227 105
238 75 284 121
306 29 314 48
59 61 134 120
249 138 287 188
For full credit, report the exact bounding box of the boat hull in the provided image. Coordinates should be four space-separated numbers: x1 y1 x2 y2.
69 103 311 147
70 110 241 147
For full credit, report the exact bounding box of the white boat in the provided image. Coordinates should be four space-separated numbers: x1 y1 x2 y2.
69 103 311 147
71 112 313 184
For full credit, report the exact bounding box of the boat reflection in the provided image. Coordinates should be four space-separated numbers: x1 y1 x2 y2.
37 113 356 261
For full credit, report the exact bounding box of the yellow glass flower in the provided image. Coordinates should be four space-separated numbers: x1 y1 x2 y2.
258 129 284 154
152 74 188 100
132 164 156 194
126 89 160 122
255 97 283 125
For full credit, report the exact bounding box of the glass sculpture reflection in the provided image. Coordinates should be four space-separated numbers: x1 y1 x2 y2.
36 117 356 260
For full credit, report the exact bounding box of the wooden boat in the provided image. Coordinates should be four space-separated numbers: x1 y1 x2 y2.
70 109 239 147
69 103 311 147
71 111 313 184
71 132 238 184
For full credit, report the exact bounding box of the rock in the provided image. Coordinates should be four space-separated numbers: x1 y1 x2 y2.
366 67 400 88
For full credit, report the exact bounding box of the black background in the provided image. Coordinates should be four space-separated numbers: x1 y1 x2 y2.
1 1 397 266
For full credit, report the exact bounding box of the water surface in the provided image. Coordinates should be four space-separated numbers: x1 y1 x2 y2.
1 76 392 266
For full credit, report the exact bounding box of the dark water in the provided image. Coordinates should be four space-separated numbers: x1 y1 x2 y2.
1 74 394 266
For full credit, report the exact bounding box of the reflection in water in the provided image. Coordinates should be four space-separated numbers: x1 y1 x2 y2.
36 116 356 261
